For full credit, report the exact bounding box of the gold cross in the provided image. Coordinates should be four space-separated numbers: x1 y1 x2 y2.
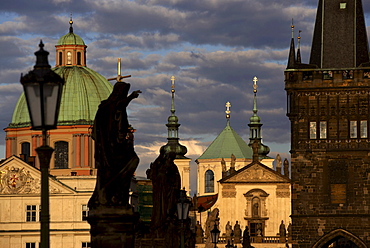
171 76 175 92
253 76 258 93
107 58 131 82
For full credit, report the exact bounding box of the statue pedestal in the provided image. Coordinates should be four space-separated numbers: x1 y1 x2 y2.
279 236 287 243
88 206 139 248
255 236 263 243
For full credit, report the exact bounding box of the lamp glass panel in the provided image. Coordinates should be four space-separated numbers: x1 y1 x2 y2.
23 83 42 128
43 82 61 127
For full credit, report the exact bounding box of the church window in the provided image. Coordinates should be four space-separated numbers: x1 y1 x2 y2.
67 51 72 65
82 242 91 248
205 170 214 193
21 142 30 163
350 121 357 138
310 122 317 139
26 243 37 248
55 141 68 169
320 121 327 139
252 197 260 217
360 120 367 138
59 52 62 65
77 52 81 65
82 204 89 221
26 205 37 222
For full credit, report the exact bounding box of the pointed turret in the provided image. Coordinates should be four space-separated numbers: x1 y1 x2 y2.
296 30 302 64
310 0 370 68
248 77 270 158
287 21 296 69
160 76 187 158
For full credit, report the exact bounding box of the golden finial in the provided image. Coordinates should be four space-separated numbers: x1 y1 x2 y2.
171 76 175 93
225 101 231 119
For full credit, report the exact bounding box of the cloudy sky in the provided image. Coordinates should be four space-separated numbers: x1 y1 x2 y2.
1 0 370 192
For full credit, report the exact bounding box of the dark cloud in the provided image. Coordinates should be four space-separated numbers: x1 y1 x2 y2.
1 0 370 180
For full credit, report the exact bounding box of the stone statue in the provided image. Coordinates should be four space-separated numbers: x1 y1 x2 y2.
234 221 242 243
275 154 282 174
287 222 292 237
89 82 141 209
225 221 233 244
230 154 236 168
242 226 251 248
146 149 181 239
221 158 226 172
252 202 259 217
279 220 287 237
283 158 290 177
205 208 219 248
195 221 204 244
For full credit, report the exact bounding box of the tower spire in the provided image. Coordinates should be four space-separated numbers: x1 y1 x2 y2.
297 30 302 64
160 76 187 158
69 13 73 34
309 0 370 68
287 19 296 69
248 76 270 157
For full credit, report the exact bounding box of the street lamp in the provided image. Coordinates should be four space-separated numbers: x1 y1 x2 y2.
177 189 191 248
210 223 220 248
20 41 64 248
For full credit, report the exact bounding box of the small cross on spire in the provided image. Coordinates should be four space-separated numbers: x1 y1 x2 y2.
225 101 231 119
253 76 258 93
107 58 131 82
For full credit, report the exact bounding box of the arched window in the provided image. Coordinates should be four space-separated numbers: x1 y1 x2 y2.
67 51 72 65
54 141 68 169
77 52 81 65
21 142 30 162
59 52 62 65
205 170 214 193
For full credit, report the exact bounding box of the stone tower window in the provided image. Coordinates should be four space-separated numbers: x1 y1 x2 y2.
54 141 69 169
205 170 214 193
320 121 327 139
350 121 357 138
360 120 367 138
21 142 30 162
310 122 317 139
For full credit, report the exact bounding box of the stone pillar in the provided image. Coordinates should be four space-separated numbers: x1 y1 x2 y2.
88 206 139 248
84 134 89 167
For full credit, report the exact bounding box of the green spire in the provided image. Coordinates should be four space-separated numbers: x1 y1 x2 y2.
160 76 187 158
248 77 270 157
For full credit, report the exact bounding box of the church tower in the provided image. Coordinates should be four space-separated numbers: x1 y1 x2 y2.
160 76 191 193
5 18 113 176
285 0 370 247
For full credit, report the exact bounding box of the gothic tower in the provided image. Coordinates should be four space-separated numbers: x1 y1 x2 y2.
285 0 370 247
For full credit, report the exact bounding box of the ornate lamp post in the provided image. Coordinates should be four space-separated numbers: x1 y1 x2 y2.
210 224 220 248
177 189 191 248
20 41 64 248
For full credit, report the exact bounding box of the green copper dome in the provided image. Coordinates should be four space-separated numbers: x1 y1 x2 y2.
10 66 113 127
197 121 253 160
57 32 85 46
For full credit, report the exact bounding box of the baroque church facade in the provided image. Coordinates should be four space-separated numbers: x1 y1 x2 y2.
196 78 291 242
285 0 370 247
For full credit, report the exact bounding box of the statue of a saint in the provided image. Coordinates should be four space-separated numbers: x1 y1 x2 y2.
279 220 287 237
221 158 226 172
234 221 242 243
242 226 251 248
225 221 233 244
88 82 141 209
146 150 181 236
205 208 219 248
195 221 204 244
